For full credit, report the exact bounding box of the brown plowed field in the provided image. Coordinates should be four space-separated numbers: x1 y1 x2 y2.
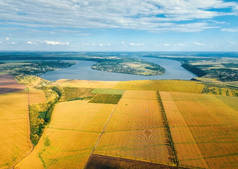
86 154 187 169
0 74 25 94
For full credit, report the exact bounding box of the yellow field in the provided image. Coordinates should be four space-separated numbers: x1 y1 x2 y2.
94 90 171 165
121 90 157 99
55 79 118 89
16 90 171 168
54 79 205 94
161 91 238 169
94 128 169 164
160 91 208 169
216 95 238 112
115 80 204 93
105 91 163 132
0 92 32 169
16 100 115 169
28 87 46 105
3 78 238 169
50 101 115 132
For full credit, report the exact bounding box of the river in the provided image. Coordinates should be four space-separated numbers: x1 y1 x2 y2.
41 57 196 81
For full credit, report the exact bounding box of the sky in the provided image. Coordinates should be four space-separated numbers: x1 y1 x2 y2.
0 0 238 51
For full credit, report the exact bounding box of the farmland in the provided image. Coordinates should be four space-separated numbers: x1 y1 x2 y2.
93 90 171 166
56 79 205 93
160 91 238 169
60 87 94 102
28 86 60 145
1 74 238 169
0 74 32 169
16 101 115 169
0 74 25 94
0 92 32 169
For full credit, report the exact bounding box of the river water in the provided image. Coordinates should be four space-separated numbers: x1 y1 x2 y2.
41 57 196 81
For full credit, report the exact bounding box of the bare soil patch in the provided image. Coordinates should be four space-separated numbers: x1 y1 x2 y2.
0 74 24 94
85 154 187 169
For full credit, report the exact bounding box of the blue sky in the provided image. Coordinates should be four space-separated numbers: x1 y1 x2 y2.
0 0 238 51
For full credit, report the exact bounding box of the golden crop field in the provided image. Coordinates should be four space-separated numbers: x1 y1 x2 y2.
16 100 115 169
0 92 32 169
55 79 118 89
216 95 238 112
115 80 204 93
3 78 238 169
94 90 172 166
28 87 46 105
105 91 163 132
55 79 205 93
161 91 238 169
160 91 208 169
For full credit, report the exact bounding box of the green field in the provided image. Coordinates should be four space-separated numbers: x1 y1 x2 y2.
91 88 124 95
89 94 122 104
60 87 94 102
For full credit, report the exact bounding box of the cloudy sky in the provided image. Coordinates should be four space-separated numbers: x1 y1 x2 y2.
0 0 238 51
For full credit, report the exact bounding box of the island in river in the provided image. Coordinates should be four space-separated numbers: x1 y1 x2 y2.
91 59 165 76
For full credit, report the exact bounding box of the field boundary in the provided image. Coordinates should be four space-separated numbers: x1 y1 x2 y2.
12 89 34 169
83 100 120 169
157 91 179 166
159 91 209 169
86 154 188 169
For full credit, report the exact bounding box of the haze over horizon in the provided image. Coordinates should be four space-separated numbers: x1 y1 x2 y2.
0 0 238 51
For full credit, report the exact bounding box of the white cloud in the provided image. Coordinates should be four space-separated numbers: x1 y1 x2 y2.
174 43 185 47
129 42 144 47
120 41 144 47
163 43 171 47
221 28 238 32
5 37 10 41
0 0 237 32
26 41 33 45
193 42 205 46
82 42 111 47
161 43 186 47
44 40 70 46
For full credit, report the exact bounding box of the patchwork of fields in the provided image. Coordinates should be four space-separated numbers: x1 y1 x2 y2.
93 90 171 165
16 101 116 169
1 76 238 169
162 92 238 169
